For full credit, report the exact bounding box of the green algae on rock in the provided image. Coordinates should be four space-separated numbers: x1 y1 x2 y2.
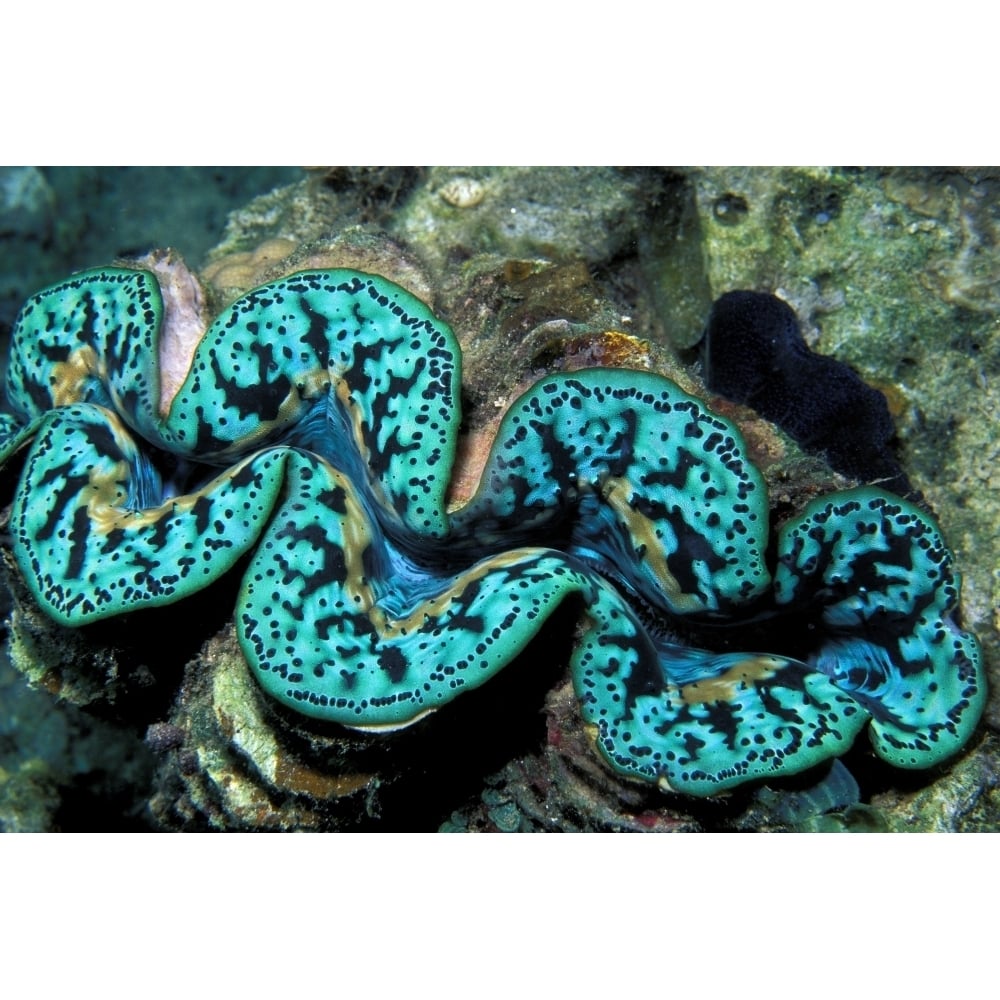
397 167 646 275
0 260 985 800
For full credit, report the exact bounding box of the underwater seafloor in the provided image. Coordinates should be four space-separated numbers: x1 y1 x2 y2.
0 165 997 832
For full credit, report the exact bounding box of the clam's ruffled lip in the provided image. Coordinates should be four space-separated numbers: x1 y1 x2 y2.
0 266 985 797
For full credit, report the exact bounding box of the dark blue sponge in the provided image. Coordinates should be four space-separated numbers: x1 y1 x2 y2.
701 290 913 497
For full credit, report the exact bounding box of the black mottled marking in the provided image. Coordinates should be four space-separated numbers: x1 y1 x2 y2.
297 296 332 364
378 646 408 684
37 341 72 364
211 341 293 422
191 405 239 455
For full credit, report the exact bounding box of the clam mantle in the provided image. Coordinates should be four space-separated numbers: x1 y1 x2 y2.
0 266 984 796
